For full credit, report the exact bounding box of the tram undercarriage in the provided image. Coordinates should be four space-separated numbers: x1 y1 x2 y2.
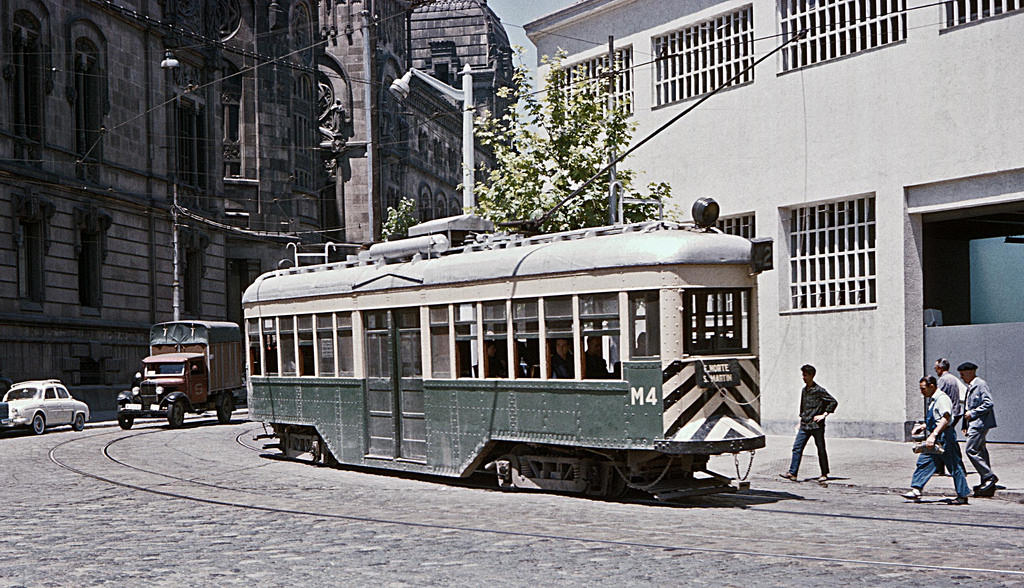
484 445 743 500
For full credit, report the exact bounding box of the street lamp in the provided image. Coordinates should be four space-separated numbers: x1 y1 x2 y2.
161 50 180 321
389 64 478 211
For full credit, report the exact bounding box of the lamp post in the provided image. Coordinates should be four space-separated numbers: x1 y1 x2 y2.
389 64 478 212
160 50 180 321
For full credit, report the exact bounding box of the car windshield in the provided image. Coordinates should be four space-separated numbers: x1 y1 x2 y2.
145 364 185 376
4 388 40 401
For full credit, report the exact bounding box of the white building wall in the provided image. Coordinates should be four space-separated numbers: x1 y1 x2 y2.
528 0 1024 438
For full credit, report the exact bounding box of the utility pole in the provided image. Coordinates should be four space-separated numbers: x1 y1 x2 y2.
161 50 181 321
607 35 617 225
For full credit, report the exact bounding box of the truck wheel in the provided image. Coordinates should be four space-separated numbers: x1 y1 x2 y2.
216 393 235 424
31 413 46 435
167 401 185 428
118 415 134 430
72 413 86 431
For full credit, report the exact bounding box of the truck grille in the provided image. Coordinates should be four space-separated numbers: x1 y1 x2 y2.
140 383 160 405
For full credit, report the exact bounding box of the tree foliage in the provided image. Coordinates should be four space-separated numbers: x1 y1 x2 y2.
474 50 669 233
381 197 417 241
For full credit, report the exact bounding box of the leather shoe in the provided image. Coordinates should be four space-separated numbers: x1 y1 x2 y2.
974 479 997 497
779 472 798 481
951 496 969 505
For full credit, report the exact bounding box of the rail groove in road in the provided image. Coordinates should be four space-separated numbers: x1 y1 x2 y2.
47 424 1024 579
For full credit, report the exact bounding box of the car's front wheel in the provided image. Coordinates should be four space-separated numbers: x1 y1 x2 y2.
31 413 46 435
117 414 134 430
72 412 86 431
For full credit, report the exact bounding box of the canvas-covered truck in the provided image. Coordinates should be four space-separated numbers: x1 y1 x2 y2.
117 321 244 429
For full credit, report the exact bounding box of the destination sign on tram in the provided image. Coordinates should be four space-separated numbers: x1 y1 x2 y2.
697 359 741 388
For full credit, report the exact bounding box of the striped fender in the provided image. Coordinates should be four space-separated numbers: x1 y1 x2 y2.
661 358 763 443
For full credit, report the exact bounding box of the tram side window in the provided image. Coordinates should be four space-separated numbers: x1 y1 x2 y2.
279 317 297 376
545 296 575 379
580 294 619 379
629 291 660 359
247 319 262 376
364 311 391 378
429 306 451 378
685 289 750 355
513 300 540 378
396 308 422 377
316 315 335 377
297 315 314 376
263 317 279 375
454 303 478 377
337 313 354 376
482 301 508 378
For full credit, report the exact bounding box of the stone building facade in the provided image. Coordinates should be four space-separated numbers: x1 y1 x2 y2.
0 0 510 414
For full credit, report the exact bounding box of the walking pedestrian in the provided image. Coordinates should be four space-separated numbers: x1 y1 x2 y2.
958 361 999 497
901 376 970 504
932 358 965 475
779 364 838 482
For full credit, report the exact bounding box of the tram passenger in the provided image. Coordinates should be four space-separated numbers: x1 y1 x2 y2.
550 338 574 379
484 341 508 378
584 336 612 379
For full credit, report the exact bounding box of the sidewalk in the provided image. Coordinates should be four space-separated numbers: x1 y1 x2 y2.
710 435 1024 503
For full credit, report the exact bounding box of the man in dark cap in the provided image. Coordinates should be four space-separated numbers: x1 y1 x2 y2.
958 361 998 497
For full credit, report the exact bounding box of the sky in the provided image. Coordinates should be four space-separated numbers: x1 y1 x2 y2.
486 1 578 73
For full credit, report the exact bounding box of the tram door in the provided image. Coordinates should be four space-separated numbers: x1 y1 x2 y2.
363 309 427 462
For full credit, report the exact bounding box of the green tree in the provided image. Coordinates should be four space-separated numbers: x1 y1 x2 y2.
381 197 417 241
474 50 668 233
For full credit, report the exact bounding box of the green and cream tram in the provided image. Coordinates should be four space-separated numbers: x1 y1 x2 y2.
243 212 773 499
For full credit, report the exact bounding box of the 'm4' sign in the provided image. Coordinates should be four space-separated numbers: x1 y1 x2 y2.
630 386 658 406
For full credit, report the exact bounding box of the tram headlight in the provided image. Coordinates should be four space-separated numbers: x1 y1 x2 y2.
691 197 720 229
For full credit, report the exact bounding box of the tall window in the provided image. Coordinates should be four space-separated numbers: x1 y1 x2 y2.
73 37 104 181
718 213 755 239
945 0 1022 26
788 196 876 310
11 10 44 163
653 6 753 107
176 99 207 191
780 0 906 72
248 319 262 376
292 75 314 190
222 62 243 178
566 46 634 114
73 207 110 309
18 218 45 302
77 228 101 307
580 294 619 379
180 228 208 315
429 306 451 378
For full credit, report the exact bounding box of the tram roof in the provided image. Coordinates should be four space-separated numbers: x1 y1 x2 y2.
242 223 756 305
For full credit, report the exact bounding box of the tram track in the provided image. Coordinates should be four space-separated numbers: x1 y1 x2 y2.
47 423 1024 578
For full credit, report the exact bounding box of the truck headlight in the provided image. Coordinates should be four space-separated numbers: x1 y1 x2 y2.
156 386 164 396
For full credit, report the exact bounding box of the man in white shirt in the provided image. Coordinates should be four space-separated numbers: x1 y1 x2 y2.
901 376 971 504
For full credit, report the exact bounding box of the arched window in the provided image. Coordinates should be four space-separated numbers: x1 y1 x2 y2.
73 37 103 181
434 195 447 220
11 10 44 164
418 185 432 222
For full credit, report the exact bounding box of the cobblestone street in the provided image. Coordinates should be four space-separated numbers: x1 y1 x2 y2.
2 415 1023 587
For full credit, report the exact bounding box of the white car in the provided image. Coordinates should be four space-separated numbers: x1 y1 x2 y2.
0 380 90 435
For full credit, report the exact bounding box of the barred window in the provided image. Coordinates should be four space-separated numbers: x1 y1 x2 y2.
945 0 1022 27
684 289 751 355
788 196 876 310
73 37 104 182
779 0 907 72
718 213 755 239
653 6 753 107
566 46 634 114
